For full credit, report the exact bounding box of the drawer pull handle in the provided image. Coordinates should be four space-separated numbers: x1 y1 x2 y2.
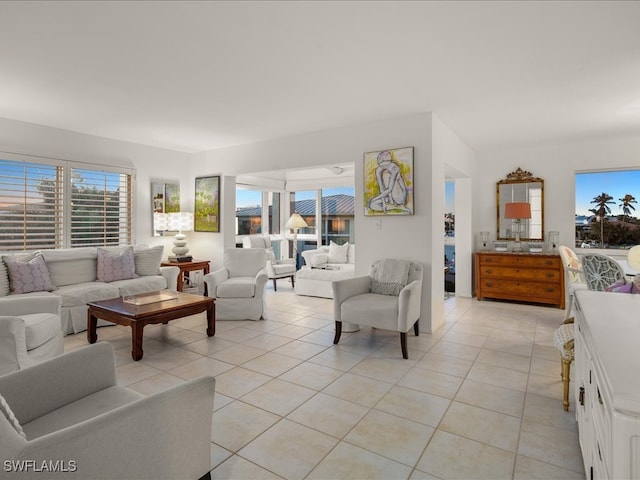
486 269 493 274
546 273 554 278
579 386 585 406
546 288 555 293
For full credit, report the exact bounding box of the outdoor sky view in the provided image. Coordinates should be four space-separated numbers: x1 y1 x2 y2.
576 170 640 217
236 187 354 209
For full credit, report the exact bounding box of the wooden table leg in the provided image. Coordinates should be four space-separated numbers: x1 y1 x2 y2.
206 302 215 337
87 311 98 344
131 323 145 360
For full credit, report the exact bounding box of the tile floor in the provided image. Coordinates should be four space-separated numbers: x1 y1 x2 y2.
64 286 584 480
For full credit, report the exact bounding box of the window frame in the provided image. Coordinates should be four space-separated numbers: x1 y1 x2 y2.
0 151 135 251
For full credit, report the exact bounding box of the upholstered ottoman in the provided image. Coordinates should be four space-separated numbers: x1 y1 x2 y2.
294 266 354 299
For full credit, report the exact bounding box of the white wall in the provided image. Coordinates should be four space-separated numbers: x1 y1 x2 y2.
0 117 191 256
475 135 640 252
190 113 465 332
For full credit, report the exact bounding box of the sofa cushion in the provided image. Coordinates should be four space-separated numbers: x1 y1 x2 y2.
328 241 349 264
40 247 98 286
0 394 26 440
52 282 120 307
134 245 164 276
217 277 256 298
97 246 136 283
271 263 296 275
111 275 167 296
22 385 143 441
3 253 57 294
341 293 399 331
0 259 9 297
22 313 61 350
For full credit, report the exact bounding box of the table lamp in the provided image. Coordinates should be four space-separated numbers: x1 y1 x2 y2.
168 212 194 260
504 202 531 252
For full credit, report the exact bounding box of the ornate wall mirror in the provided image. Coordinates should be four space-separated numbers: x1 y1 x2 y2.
151 180 180 236
497 168 544 241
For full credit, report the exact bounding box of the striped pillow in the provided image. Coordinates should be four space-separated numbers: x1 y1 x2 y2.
134 245 164 276
0 259 9 297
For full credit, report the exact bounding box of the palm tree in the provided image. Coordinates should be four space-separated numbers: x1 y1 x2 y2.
619 194 637 226
590 192 615 246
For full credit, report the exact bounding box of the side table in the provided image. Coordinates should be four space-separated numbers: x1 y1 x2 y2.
161 259 211 296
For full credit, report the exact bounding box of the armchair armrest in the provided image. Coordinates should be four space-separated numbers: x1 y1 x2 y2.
19 376 215 480
203 268 230 298
397 280 423 331
0 295 61 316
0 317 27 375
254 268 269 293
0 343 117 425
564 267 586 284
332 276 371 321
160 265 180 291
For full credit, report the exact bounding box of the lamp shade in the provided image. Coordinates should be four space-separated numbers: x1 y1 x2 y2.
153 212 168 231
504 202 531 220
167 212 194 232
285 212 308 230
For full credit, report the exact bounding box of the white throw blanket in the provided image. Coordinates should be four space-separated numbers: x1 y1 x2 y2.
371 259 411 296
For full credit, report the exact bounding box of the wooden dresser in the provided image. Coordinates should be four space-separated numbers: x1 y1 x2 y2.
474 251 565 308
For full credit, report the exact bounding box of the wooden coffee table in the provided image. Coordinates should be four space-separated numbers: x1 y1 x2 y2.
87 290 215 361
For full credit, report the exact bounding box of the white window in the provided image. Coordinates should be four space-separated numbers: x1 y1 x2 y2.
0 153 134 251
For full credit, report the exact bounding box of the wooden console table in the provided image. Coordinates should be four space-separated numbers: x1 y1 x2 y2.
474 251 564 308
161 259 210 296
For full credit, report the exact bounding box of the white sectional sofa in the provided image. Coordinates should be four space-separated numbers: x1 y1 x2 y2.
0 246 179 335
295 243 355 298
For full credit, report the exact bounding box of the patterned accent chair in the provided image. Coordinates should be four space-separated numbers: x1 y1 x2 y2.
581 253 625 291
558 245 588 319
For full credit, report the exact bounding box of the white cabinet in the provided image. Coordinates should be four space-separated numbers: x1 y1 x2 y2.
574 290 640 480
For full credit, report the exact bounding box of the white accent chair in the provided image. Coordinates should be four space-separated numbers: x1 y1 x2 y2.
0 342 215 480
332 259 423 359
204 248 268 320
0 295 63 376
558 245 588 319
242 234 296 291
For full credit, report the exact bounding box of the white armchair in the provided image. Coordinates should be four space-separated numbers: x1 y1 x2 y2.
0 295 63 376
204 248 268 320
243 234 296 291
332 259 423 359
0 342 215 480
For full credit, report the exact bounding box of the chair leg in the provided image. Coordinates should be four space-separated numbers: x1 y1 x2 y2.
272 278 277 291
198 472 212 480
290 275 295 287
400 332 408 359
413 319 419 336
561 357 571 411
333 321 342 345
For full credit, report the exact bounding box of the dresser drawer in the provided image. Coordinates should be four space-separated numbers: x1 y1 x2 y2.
479 254 558 268
479 279 561 300
479 266 561 282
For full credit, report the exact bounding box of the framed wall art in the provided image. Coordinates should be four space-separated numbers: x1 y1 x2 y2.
363 146 414 216
194 176 220 232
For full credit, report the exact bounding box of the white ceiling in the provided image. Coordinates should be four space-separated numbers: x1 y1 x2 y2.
1 1 639 155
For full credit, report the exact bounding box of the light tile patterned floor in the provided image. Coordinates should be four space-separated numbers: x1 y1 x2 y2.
63 285 584 480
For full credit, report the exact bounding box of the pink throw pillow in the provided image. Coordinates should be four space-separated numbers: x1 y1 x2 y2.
97 247 137 283
3 253 57 294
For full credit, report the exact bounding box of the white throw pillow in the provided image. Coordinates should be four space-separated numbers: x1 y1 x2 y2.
134 245 164 276
0 394 26 440
328 241 349 264
310 253 329 266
